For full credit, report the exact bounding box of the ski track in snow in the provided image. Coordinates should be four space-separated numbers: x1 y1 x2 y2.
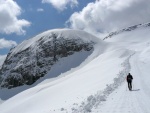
91 53 150 113
66 53 134 113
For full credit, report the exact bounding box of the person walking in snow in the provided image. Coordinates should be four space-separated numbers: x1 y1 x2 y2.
126 73 133 91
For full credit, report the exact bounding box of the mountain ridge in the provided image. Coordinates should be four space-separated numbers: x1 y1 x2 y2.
0 29 103 89
103 22 150 40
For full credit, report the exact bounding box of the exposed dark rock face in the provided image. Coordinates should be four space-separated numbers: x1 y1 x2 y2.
0 33 94 89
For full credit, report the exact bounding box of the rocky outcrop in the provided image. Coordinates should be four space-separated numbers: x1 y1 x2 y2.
0 32 95 89
103 22 150 40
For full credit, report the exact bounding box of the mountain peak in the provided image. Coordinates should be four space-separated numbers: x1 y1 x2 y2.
0 29 103 89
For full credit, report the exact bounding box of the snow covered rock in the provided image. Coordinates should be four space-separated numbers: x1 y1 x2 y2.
0 29 99 89
103 22 150 40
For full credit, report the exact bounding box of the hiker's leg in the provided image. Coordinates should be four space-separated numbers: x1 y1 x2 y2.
128 82 130 90
129 81 132 90
130 81 132 90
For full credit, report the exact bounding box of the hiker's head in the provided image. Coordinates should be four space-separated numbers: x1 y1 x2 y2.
129 73 131 75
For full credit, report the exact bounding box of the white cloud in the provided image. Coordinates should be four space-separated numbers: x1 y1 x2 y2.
67 0 150 36
42 0 78 11
37 8 44 12
0 38 17 49
0 55 7 67
0 0 31 35
0 38 17 67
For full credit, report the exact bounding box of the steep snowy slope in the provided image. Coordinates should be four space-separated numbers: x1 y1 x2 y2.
0 29 107 100
90 25 150 113
1 23 150 113
0 33 133 113
0 45 132 113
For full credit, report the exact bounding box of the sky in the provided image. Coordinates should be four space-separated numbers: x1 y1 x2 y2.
0 0 150 65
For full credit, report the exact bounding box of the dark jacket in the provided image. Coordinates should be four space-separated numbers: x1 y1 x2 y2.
127 74 133 82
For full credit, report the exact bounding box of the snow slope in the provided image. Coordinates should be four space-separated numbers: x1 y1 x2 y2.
91 53 150 113
0 47 132 113
1 24 150 113
90 26 150 113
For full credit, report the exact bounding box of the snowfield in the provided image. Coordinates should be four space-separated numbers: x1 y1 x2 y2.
1 25 150 113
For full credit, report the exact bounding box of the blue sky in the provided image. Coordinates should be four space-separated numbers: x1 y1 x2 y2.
0 0 93 55
0 0 150 65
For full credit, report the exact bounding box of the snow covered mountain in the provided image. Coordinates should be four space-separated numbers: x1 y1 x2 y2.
0 29 101 89
1 22 150 113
